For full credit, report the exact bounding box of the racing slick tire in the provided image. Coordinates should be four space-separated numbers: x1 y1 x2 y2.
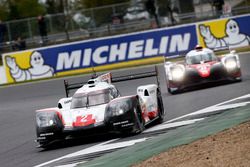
122 105 145 136
234 78 242 82
167 85 180 95
133 105 145 134
156 90 165 124
233 76 242 82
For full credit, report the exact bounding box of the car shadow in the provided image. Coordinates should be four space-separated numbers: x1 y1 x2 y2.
38 133 120 151
171 80 242 95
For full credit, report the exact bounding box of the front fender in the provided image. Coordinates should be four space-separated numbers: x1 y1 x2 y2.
35 108 64 144
104 96 142 131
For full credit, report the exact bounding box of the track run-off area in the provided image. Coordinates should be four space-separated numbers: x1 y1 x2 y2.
0 52 250 167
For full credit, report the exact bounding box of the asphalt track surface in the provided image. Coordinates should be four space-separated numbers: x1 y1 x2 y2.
0 52 250 167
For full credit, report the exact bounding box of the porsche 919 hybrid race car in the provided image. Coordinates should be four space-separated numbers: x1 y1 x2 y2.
165 45 242 94
35 68 165 147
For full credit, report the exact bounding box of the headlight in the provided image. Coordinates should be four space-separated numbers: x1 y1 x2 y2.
107 99 131 116
112 103 129 116
114 109 125 116
171 67 185 81
36 112 57 127
225 59 237 70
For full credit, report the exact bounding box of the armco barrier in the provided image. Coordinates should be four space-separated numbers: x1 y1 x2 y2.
1 14 250 84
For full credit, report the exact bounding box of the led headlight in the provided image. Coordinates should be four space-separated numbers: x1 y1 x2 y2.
117 109 125 115
36 112 57 127
225 59 237 70
107 99 131 116
171 66 185 81
112 103 129 116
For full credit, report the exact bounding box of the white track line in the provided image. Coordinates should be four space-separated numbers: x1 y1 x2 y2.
166 94 250 123
34 138 147 167
34 139 118 167
144 118 205 133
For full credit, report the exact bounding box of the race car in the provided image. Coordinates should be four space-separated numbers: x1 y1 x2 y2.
35 67 165 147
165 45 242 94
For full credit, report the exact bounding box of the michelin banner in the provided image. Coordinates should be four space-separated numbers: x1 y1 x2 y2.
2 14 250 84
2 24 197 83
198 14 250 49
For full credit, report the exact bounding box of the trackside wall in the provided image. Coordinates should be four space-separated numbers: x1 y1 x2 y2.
0 67 6 84
1 14 250 84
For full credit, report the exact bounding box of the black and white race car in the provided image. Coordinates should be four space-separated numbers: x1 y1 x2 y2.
35 68 165 147
165 45 242 94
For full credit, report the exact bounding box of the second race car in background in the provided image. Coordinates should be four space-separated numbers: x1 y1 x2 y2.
35 67 165 148
165 45 242 94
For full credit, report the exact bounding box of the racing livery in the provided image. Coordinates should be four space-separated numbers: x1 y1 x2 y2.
35 68 164 147
165 45 242 94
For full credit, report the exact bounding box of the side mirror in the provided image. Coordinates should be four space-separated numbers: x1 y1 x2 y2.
58 103 63 109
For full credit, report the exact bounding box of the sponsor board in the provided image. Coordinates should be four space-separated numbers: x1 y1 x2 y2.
0 66 7 84
3 50 55 83
198 15 250 50
2 25 197 83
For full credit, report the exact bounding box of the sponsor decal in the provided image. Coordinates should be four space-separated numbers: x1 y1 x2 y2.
4 51 54 83
73 114 96 127
113 120 129 126
198 15 250 49
64 99 72 104
2 15 250 84
39 132 54 137
3 25 197 83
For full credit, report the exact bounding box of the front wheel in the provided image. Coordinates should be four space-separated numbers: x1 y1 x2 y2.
234 76 242 82
167 87 180 95
120 107 144 136
156 90 165 124
133 107 145 134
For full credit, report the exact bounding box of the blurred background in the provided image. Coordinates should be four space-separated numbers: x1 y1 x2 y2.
0 0 249 55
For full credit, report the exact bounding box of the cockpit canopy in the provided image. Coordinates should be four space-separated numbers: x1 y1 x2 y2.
70 87 119 109
71 89 110 109
186 51 217 65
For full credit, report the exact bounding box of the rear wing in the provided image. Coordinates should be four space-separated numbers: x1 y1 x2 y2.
64 66 160 97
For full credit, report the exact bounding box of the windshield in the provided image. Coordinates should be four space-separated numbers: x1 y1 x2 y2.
109 98 131 112
186 52 217 65
71 91 110 109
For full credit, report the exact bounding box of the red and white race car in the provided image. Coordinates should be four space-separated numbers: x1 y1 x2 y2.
165 45 242 94
35 68 165 148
